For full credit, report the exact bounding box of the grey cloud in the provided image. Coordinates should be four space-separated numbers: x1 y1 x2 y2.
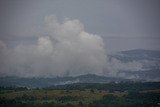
0 15 153 78
0 15 107 77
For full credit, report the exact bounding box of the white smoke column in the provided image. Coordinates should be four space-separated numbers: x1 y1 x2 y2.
0 15 145 78
43 15 107 76
0 15 107 77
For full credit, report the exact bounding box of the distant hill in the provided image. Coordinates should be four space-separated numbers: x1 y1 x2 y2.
0 74 132 88
109 49 160 81
110 49 160 62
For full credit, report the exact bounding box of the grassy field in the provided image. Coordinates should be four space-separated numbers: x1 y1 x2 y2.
0 82 160 107
0 89 126 107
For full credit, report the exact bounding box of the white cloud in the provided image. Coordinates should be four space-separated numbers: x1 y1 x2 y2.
0 15 107 77
0 15 148 78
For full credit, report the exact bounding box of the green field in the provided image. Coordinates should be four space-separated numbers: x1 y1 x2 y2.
0 82 160 107
0 89 126 107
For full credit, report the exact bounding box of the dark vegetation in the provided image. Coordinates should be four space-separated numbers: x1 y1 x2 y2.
0 74 132 88
46 82 160 91
0 82 160 107
89 92 160 107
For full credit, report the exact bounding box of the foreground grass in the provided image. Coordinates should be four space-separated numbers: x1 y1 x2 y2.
1 89 159 107
0 89 126 107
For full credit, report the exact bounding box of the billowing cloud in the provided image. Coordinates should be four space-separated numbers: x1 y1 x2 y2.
0 15 146 78
0 15 107 77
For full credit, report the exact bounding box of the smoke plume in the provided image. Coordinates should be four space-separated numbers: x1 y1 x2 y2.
0 15 107 77
0 15 145 78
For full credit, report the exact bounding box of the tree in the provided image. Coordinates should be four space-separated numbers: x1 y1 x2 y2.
79 101 83 107
90 89 94 93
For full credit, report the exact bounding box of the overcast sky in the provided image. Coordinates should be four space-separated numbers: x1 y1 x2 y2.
0 0 160 52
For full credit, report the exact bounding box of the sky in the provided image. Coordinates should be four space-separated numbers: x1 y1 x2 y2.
0 0 160 77
0 0 160 52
